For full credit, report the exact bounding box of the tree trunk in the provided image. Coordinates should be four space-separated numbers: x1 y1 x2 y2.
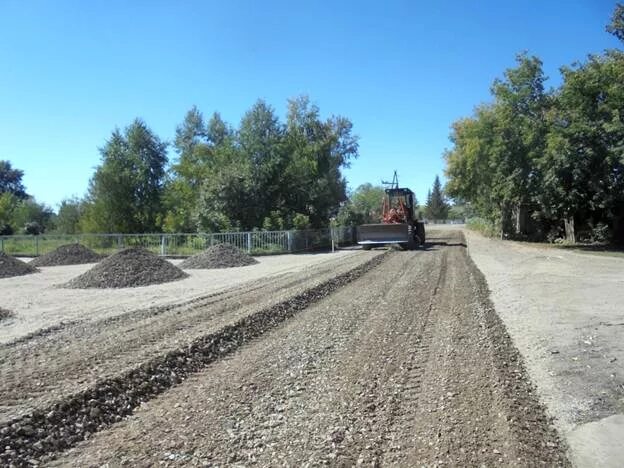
564 216 576 243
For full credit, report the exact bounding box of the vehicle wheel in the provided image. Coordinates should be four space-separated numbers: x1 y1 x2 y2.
407 225 416 250
362 244 372 250
416 222 426 246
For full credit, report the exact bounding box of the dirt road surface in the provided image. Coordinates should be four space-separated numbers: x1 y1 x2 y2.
465 228 624 467
9 231 566 467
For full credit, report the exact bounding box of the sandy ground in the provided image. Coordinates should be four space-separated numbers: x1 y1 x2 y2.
0 251 357 345
463 227 624 467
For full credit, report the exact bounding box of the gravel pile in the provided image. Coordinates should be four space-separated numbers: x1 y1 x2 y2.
64 247 188 289
179 243 259 269
0 308 14 322
0 253 389 465
0 252 39 278
30 244 104 267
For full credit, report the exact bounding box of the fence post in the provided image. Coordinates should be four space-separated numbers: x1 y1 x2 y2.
160 235 166 256
35 236 39 256
246 232 252 254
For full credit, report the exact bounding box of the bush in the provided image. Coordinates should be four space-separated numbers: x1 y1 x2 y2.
466 217 498 237
24 221 43 235
292 213 311 230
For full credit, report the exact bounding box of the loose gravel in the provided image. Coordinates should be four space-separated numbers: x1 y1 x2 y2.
0 232 570 466
47 231 569 467
179 243 259 269
0 252 388 465
30 244 104 267
63 247 188 289
0 252 38 278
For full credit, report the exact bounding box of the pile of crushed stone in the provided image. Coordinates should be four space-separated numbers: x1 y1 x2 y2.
0 252 39 278
0 307 14 321
64 247 188 289
179 243 259 269
30 243 104 267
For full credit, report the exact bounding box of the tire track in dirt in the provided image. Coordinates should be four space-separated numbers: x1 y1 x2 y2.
0 252 388 466
7 231 569 466
50 231 567 467
0 251 379 424
48 247 434 467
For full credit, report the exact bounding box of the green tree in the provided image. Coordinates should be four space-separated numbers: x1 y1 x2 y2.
540 51 624 243
607 3 624 42
238 99 286 228
81 119 168 233
55 197 84 234
283 96 358 227
11 198 55 234
425 176 449 220
0 160 28 199
0 192 18 234
194 142 253 232
164 108 213 232
445 54 551 234
166 97 358 232
335 183 385 225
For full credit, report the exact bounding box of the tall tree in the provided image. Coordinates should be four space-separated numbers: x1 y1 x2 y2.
283 96 358 227
81 119 168 233
0 160 28 199
173 105 206 156
540 51 624 243
166 97 358 232
238 100 286 228
425 175 449 220
445 54 551 233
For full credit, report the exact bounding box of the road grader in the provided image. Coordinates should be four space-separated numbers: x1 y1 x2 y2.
357 172 426 250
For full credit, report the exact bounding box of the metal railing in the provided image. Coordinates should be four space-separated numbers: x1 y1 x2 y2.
0 227 358 257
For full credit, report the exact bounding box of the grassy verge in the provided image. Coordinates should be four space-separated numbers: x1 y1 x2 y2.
466 217 499 238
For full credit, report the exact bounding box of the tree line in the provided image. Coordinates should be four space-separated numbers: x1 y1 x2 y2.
445 4 624 244
0 96 359 235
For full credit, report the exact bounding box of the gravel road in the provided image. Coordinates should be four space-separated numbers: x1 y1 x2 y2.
0 250 379 426
40 231 567 467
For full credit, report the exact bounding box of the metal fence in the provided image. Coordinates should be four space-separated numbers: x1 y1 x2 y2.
0 227 358 257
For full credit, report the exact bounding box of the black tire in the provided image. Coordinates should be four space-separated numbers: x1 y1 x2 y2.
362 244 372 251
407 225 417 250
416 221 426 246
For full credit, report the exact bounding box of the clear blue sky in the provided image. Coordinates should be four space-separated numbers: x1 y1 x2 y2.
0 0 620 209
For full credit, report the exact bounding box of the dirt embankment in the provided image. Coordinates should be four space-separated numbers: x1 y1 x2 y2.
33 231 566 467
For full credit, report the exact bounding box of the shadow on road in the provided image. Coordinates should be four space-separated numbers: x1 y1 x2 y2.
424 241 467 250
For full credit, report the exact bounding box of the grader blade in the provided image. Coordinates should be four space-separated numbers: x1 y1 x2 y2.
357 223 410 245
